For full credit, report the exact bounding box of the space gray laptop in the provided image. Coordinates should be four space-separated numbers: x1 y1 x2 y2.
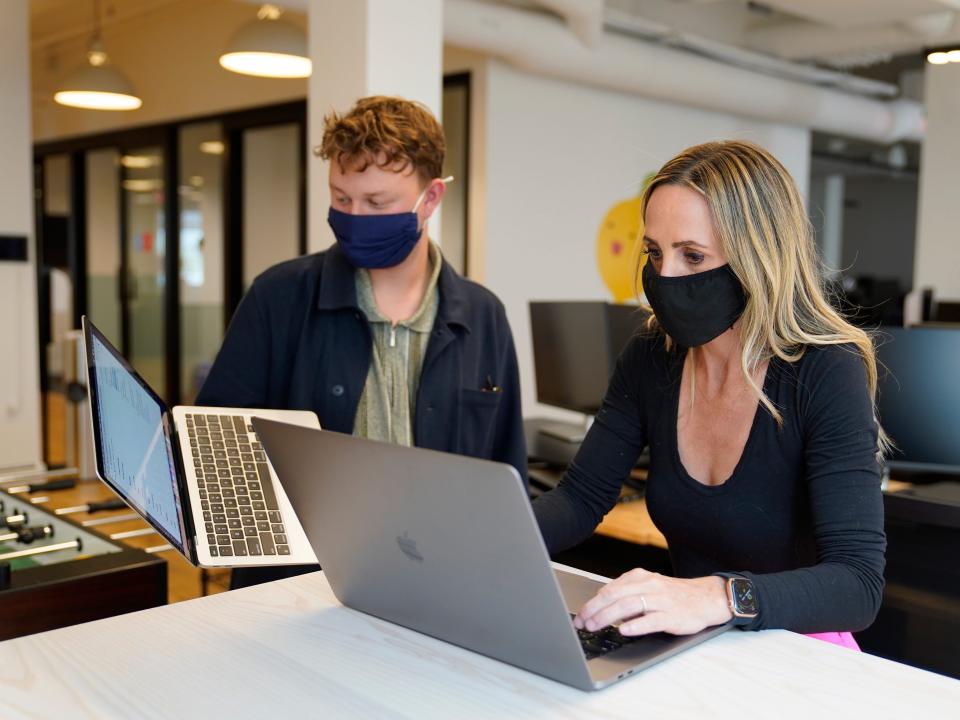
253 418 728 691
82 317 318 568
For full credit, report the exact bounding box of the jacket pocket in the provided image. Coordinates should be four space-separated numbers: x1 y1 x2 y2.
460 387 502 459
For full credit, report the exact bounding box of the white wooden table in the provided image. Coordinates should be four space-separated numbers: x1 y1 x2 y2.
0 569 958 719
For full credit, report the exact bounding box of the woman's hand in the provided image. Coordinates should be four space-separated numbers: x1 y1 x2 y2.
574 568 733 636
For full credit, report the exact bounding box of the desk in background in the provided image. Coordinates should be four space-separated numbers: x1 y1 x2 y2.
857 477 960 678
0 568 957 719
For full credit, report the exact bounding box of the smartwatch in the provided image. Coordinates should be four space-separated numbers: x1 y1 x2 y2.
724 575 759 624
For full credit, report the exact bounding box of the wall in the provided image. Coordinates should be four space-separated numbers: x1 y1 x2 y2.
0 0 43 473
479 60 811 421
32 0 307 142
242 123 300 288
915 61 960 301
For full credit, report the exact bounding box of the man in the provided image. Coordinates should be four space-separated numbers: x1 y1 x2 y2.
197 96 526 587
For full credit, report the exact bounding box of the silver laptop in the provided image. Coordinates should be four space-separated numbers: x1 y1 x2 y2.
82 317 318 568
253 418 728 691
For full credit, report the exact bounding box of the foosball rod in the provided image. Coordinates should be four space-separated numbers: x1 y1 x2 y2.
56 498 128 516
3 512 28 529
0 468 78 486
5 479 77 495
0 538 82 562
0 525 53 544
109 527 159 540
81 513 141 528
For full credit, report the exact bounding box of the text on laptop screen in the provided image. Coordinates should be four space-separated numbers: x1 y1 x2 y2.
89 332 185 548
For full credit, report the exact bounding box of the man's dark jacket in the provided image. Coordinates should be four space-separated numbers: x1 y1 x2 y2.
196 245 527 586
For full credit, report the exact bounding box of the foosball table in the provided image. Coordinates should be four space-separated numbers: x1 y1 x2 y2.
0 479 167 641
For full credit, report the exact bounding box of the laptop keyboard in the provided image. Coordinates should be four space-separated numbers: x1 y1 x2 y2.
573 616 638 660
185 413 289 558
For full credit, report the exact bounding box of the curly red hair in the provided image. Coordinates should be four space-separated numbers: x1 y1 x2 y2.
316 96 445 185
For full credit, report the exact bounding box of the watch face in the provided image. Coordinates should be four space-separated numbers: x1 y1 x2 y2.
731 578 759 616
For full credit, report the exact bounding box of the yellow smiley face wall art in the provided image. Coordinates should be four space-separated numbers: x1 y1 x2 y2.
595 175 654 303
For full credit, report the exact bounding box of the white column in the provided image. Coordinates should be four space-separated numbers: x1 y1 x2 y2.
0 0 43 473
307 0 444 253
821 174 845 277
915 62 960 299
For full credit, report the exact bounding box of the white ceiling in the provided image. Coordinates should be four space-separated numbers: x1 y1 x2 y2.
29 0 960 73
30 0 189 48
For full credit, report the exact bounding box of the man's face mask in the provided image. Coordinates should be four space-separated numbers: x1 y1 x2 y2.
328 177 452 270
642 261 747 347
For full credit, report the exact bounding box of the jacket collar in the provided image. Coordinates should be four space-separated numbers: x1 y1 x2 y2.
316 242 472 333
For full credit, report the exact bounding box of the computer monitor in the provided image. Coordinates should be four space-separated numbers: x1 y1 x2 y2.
876 325 960 478
529 301 648 416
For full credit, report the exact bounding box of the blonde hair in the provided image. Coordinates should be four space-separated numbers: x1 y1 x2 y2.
638 140 889 456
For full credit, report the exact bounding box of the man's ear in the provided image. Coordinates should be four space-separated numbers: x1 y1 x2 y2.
420 178 447 219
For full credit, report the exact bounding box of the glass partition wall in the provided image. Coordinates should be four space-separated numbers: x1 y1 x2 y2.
34 102 307 466
179 122 226 403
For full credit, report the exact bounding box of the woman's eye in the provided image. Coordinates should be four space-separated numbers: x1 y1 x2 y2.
686 252 704 264
643 246 662 260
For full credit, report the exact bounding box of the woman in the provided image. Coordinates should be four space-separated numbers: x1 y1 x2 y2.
533 141 886 646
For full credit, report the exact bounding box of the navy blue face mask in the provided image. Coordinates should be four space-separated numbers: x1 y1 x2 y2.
327 177 451 269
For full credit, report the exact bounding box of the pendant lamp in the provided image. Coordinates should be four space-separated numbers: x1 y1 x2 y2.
54 0 142 111
219 4 311 79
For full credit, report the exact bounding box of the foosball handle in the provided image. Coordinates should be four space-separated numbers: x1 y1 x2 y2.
30 479 77 493
87 498 128 513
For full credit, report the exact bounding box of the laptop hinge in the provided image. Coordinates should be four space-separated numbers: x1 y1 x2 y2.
164 411 200 563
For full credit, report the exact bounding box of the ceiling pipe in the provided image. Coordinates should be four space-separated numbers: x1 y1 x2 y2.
444 0 925 143
603 7 899 98
747 11 960 63
531 0 605 47
243 0 896 96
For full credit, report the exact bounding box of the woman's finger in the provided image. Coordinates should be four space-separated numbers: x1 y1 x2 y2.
577 574 660 623
617 610 677 637
582 592 656 632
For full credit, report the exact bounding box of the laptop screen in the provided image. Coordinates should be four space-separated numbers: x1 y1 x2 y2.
84 319 190 556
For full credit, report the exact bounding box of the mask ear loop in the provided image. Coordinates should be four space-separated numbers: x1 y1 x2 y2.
412 176 454 212
412 176 455 234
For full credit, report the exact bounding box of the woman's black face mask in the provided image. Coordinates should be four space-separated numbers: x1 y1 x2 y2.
642 262 747 348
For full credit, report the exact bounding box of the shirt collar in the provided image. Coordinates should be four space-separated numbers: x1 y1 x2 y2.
316 242 472 333
355 243 442 332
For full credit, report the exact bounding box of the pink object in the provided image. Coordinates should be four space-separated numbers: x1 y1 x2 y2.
804 632 861 651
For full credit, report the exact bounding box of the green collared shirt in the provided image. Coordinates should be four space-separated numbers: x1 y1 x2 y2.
353 243 442 446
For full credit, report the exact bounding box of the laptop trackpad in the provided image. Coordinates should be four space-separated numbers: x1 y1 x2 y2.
554 568 606 614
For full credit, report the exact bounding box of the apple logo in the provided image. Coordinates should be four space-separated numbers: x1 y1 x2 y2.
396 532 424 563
